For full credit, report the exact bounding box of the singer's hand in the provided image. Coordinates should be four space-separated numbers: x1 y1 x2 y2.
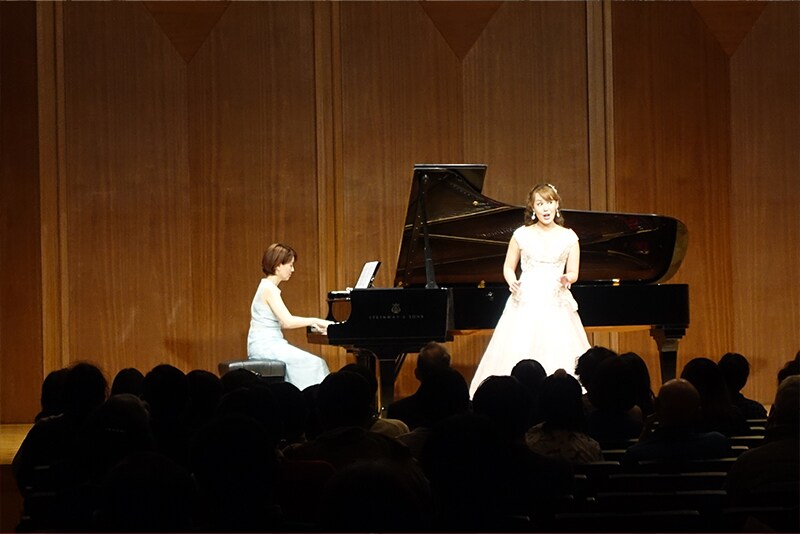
559 275 571 289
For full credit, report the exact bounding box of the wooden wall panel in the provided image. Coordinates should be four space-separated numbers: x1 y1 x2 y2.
187 2 321 372
338 2 463 290
730 2 800 404
0 3 43 422
612 1 734 386
62 2 192 375
336 2 465 384
464 1 591 209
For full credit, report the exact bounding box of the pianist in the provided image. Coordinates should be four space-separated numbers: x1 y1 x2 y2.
247 243 332 390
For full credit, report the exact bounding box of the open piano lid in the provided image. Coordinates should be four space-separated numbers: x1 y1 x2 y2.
395 164 688 288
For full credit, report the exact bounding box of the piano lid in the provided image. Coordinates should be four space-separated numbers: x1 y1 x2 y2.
395 164 689 287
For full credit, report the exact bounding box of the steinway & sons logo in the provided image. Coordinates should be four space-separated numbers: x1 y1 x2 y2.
368 302 424 320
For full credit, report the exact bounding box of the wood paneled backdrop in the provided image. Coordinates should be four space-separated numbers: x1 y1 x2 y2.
1 1 797 423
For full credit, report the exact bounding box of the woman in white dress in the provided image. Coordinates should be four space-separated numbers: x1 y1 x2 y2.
469 184 590 397
247 243 332 390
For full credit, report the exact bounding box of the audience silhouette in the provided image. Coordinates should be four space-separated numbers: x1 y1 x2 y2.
724 375 799 532
680 357 750 437
574 345 618 415
525 369 603 464
619 351 656 419
718 352 768 420
10 347 796 533
110 367 145 397
510 358 547 428
622 378 730 465
472 375 574 524
35 368 69 422
586 355 643 447
395 366 470 459
776 350 800 384
386 341 452 430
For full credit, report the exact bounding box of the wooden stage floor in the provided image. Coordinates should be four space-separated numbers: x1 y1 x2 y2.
1 424 30 533
1 424 30 466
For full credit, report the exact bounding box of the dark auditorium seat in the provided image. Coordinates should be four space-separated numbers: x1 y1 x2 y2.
604 471 727 492
729 434 765 449
634 457 738 474
552 509 704 533
217 359 286 383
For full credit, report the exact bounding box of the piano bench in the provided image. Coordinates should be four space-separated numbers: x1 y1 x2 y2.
217 359 286 383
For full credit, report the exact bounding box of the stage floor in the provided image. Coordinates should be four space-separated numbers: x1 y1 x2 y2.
1 424 31 465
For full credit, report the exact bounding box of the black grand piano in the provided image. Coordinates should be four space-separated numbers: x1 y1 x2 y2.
309 164 689 410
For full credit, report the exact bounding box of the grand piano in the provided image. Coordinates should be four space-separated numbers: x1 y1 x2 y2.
309 164 690 410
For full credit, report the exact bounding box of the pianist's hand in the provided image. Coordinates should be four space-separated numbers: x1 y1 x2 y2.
310 320 333 335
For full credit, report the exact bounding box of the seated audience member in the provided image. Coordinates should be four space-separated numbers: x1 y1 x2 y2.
110 367 145 397
386 341 452 430
219 367 262 394
420 413 529 531
35 368 69 421
776 350 800 385
586 356 643 447
511 359 548 427
525 369 603 464
574 345 618 414
77 393 156 485
724 376 799 509
301 383 322 440
12 362 108 531
185 369 222 430
338 363 409 438
283 370 430 527
680 357 750 437
141 364 192 466
718 352 768 420
620 351 656 420
95 451 197 533
189 413 281 532
14 362 108 492
282 371 422 473
396 367 470 458
214 383 282 450
268 380 309 449
472 376 574 520
319 459 432 532
622 378 730 466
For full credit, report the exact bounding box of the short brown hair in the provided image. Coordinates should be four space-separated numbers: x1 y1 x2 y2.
261 243 297 275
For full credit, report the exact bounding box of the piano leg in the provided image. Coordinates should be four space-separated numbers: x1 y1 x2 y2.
650 326 686 384
352 349 407 413
377 355 407 413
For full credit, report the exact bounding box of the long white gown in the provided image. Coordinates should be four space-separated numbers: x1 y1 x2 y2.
247 279 329 390
469 225 590 397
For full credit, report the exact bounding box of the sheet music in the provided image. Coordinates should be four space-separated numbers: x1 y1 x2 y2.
354 260 381 289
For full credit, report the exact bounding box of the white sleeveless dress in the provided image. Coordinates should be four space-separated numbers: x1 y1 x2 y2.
247 279 329 390
469 225 590 397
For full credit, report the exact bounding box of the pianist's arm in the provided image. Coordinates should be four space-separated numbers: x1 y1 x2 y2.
262 282 332 331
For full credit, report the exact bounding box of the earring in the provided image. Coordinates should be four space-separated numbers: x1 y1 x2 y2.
556 209 560 217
